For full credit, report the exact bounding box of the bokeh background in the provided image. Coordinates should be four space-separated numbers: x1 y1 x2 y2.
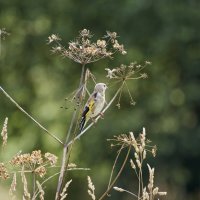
0 0 200 199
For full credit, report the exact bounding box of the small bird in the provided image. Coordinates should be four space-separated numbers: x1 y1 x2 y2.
79 83 107 132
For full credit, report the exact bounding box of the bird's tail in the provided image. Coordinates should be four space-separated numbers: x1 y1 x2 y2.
79 116 86 133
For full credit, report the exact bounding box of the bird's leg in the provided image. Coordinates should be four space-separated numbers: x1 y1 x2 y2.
91 117 97 125
99 112 104 119
90 112 104 127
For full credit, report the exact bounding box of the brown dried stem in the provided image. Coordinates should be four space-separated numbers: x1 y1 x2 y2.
55 64 86 200
0 86 63 145
98 146 131 200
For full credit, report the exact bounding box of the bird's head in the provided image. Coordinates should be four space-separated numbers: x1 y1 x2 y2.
94 83 107 93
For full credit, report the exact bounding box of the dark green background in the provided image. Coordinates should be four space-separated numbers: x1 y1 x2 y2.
0 0 200 199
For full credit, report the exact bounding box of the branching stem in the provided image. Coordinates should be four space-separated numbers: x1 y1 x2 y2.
55 64 86 200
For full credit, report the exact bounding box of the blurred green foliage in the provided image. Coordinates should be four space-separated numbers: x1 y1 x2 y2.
0 0 200 199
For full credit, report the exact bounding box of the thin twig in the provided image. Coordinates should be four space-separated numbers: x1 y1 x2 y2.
98 146 131 200
123 189 138 199
138 164 141 200
0 86 63 145
107 145 124 190
114 187 139 199
140 155 144 198
32 173 36 200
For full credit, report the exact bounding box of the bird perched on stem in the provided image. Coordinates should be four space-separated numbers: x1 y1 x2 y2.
79 83 107 132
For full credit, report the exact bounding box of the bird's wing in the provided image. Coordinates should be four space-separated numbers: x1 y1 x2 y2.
79 92 97 132
86 92 97 115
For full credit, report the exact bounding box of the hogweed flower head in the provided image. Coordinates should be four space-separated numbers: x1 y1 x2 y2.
45 152 58 166
105 62 150 108
34 166 46 178
47 34 61 44
10 150 58 178
105 62 150 81
48 29 126 64
30 150 43 165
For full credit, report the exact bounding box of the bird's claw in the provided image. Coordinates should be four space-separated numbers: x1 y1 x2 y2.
99 112 104 119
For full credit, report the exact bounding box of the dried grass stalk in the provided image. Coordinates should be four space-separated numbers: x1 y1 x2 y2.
60 179 72 200
36 181 45 200
21 167 30 199
87 176 96 200
1 117 8 148
9 172 17 197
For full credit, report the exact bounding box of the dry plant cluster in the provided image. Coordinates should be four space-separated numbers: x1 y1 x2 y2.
0 28 166 200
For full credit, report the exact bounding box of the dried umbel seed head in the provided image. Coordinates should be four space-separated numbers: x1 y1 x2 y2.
97 40 106 48
80 29 91 37
10 153 31 166
106 31 117 41
47 34 61 44
10 150 57 179
105 63 148 108
48 29 126 64
30 150 43 165
45 152 58 166
105 62 148 81
34 166 46 178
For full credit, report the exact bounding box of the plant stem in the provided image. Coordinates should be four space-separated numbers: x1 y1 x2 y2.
107 145 124 190
0 86 63 145
55 64 86 200
98 146 131 200
32 173 36 200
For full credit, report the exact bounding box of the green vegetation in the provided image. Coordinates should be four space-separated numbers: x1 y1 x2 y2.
0 1 199 199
